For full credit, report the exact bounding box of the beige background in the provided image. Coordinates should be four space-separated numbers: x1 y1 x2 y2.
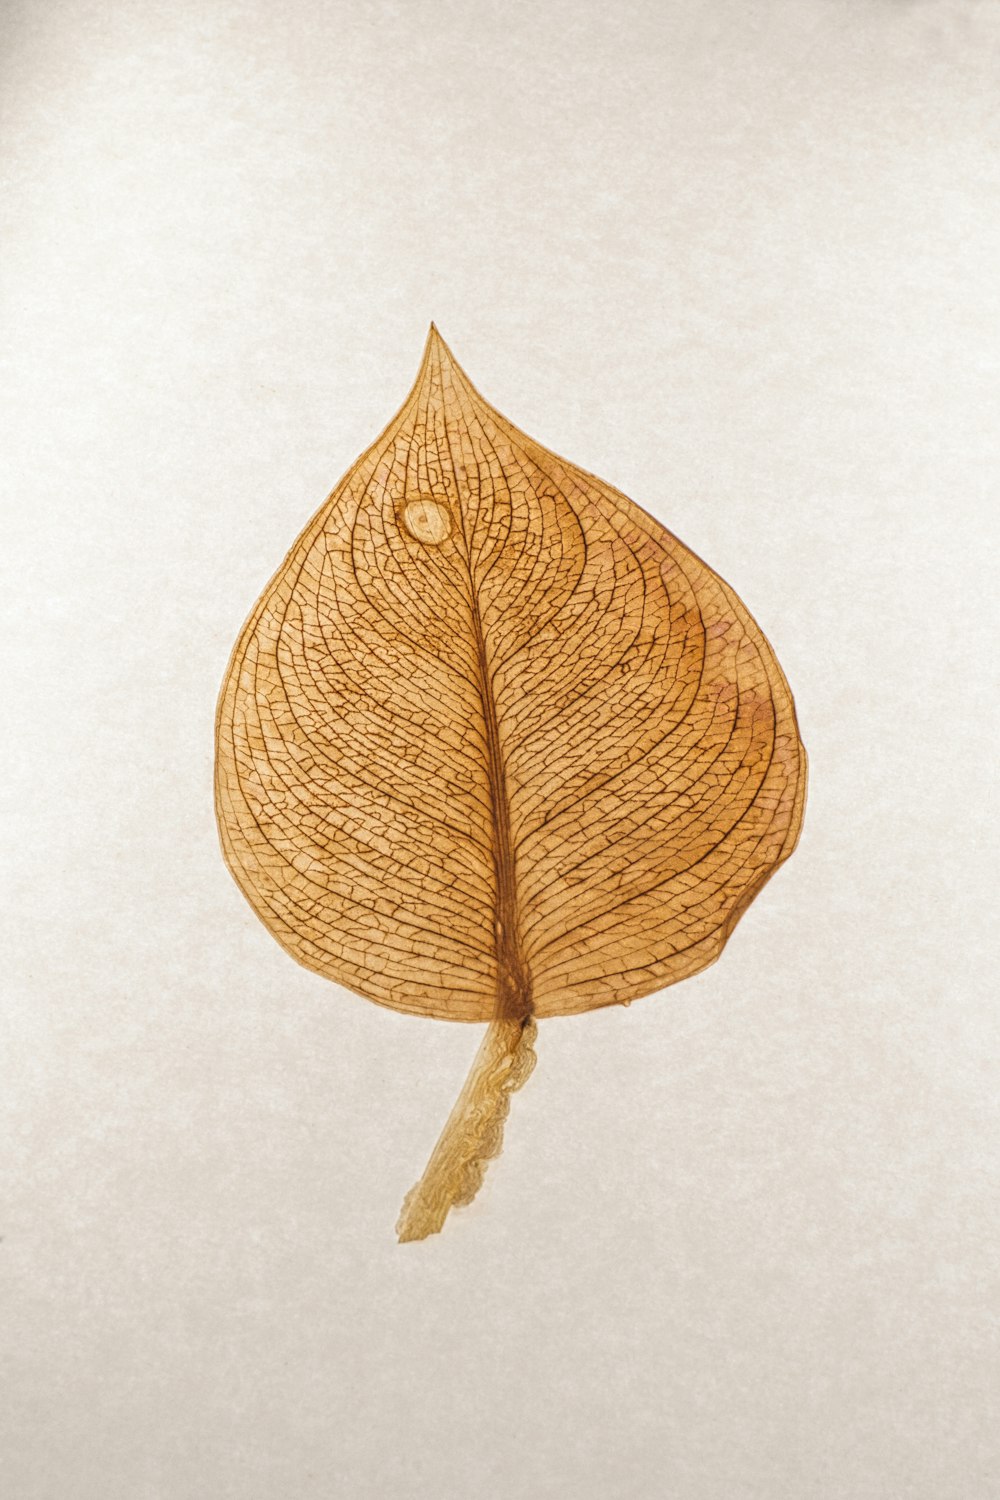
2 1 998 1496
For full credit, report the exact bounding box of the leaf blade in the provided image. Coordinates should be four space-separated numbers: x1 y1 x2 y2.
215 328 806 1022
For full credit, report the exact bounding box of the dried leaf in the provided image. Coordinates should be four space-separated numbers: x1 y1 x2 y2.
215 328 806 1240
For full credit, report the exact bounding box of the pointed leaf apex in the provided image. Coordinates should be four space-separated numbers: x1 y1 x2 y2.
424 322 450 358
414 323 472 398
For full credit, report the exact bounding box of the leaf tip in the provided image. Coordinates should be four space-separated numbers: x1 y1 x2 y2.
423 320 462 364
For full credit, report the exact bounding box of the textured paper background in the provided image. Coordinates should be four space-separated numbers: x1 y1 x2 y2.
2 2 998 1497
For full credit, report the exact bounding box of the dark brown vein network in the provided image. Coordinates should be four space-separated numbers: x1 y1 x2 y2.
215 330 806 1021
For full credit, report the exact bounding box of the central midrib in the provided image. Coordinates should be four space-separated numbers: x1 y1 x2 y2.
465 579 533 1024
430 359 532 1024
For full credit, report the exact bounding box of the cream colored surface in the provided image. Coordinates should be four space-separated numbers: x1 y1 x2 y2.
2 2 997 1497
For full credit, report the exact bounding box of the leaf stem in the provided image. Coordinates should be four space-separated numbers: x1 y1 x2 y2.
396 1016 537 1243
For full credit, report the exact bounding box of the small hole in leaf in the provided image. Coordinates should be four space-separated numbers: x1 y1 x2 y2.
402 498 451 544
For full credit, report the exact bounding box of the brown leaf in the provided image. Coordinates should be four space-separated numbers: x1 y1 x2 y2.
215 327 806 1239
